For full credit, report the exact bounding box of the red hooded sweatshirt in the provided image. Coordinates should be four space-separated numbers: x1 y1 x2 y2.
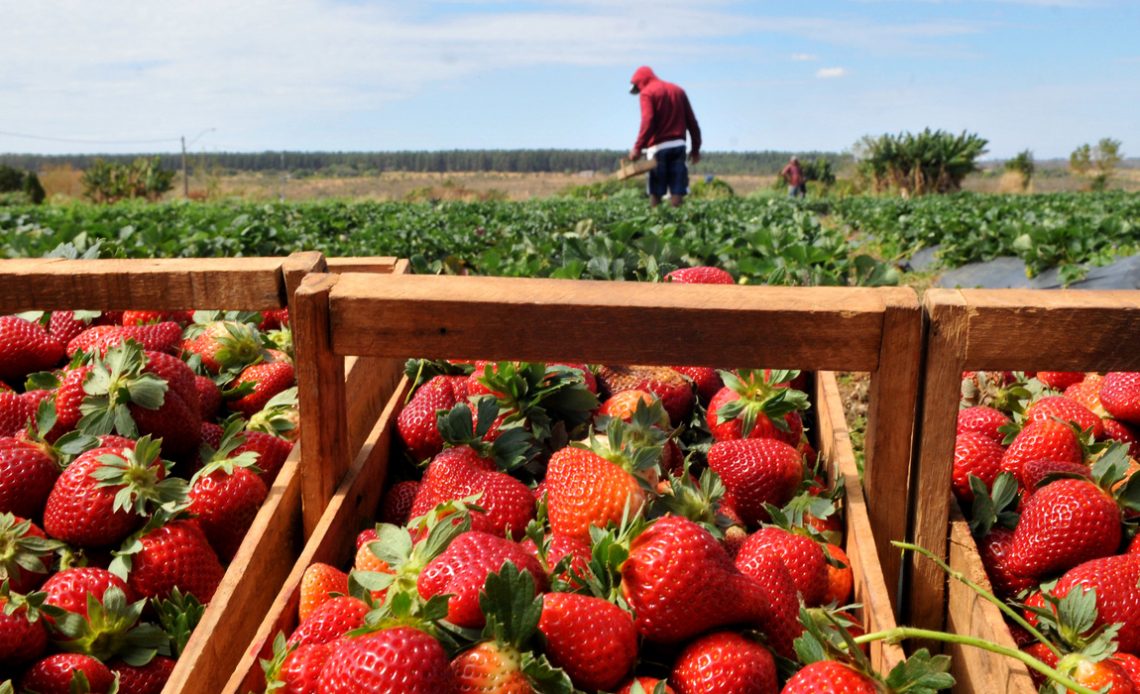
630 66 701 156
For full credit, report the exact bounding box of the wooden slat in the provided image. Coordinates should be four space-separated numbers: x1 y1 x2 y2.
952 289 1140 370
0 257 289 311
344 356 405 454
281 252 328 313
862 288 923 608
293 274 350 538
817 372 906 675
323 256 401 274
946 507 1035 694
326 274 888 371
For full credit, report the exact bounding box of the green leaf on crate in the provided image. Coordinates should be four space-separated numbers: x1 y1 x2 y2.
884 648 955 693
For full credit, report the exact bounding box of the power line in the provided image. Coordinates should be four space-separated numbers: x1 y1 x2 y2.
0 129 181 145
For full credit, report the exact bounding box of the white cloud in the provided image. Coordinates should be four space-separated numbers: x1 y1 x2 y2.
791 53 819 61
817 67 850 79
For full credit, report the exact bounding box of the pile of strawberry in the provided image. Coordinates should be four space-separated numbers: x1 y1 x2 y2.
953 370 1140 691
263 352 948 693
0 308 298 693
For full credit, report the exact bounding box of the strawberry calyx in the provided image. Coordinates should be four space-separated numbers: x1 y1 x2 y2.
260 632 299 694
154 587 204 659
436 398 535 472
77 341 167 439
44 584 168 666
967 471 1021 538
961 371 1035 415
1 582 49 623
0 513 64 588
762 497 839 549
580 414 666 487
89 436 188 518
654 461 728 537
245 386 298 440
1088 442 1140 516
191 418 262 483
1027 584 1120 665
473 362 599 446
716 369 809 436
577 506 648 607
403 359 472 400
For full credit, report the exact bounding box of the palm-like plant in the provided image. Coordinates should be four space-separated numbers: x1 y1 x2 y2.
855 129 988 196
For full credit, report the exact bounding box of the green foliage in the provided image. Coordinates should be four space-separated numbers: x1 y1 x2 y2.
1003 150 1035 191
0 165 45 205
81 157 175 204
1070 138 1123 191
689 177 734 199
855 129 988 195
557 177 643 200
803 158 836 185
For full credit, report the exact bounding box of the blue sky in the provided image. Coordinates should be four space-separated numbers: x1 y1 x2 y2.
1 0 1137 159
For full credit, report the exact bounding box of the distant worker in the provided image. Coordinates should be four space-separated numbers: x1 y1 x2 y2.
781 156 806 199
628 66 701 208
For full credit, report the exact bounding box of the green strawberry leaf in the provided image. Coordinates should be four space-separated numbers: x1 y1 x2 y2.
885 648 955 693
478 562 541 649
155 588 205 658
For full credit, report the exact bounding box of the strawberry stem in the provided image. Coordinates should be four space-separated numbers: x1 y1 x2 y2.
853 627 1095 694
892 541 1060 658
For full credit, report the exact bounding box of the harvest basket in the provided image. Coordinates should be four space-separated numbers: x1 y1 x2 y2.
615 157 657 180
907 289 1140 692
0 252 408 694
224 275 922 692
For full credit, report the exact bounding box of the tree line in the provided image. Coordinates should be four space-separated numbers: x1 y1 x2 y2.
0 149 849 176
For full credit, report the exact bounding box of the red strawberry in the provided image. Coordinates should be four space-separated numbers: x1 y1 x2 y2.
185 320 265 374
123 518 225 603
287 595 370 648
1000 419 1083 481
20 653 116 694
259 308 290 331
669 631 777 694
189 454 269 562
195 375 222 419
1018 459 1092 491
411 446 535 540
275 642 334 694
1035 371 1086 390
46 364 91 440
618 677 676 694
1104 418 1140 458
707 370 807 445
397 375 462 461
317 626 459 693
1065 374 1108 416
1025 395 1104 438
226 359 295 417
599 389 666 425
596 365 693 426
0 315 65 385
121 310 193 326
951 431 1005 503
782 660 879 693
109 655 176 694
66 322 182 357
42 567 134 624
956 405 1012 443
523 533 591 589
0 514 60 593
0 390 33 437
48 310 97 347
619 515 799 654
200 421 224 451
0 438 60 518
671 365 723 404
1008 477 1121 579
1051 554 1140 655
299 563 348 622
976 528 1035 600
735 526 828 607
233 429 293 485
0 595 49 666
450 640 535 693
706 438 803 527
663 266 735 284
379 480 420 525
539 592 638 691
1102 372 1140 425
1113 652 1140 685
417 530 548 629
128 350 202 462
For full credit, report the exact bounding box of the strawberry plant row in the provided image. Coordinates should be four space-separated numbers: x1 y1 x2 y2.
907 289 1140 692
225 274 922 692
0 253 407 694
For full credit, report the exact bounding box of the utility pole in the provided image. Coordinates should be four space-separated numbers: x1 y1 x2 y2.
181 136 189 198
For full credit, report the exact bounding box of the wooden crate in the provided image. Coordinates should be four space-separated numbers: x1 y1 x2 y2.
224 275 920 692
615 157 657 180
907 289 1140 690
0 253 408 694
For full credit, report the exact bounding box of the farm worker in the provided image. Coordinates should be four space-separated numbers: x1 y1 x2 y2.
628 65 702 208
781 156 806 199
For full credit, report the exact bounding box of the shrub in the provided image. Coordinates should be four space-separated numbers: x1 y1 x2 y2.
0 165 46 205
854 128 988 196
1003 150 1035 191
690 177 734 199
81 156 175 203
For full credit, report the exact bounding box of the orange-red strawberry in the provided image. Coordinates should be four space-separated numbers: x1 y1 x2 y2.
1102 372 1140 425
669 631 777 694
1065 374 1108 415
122 518 225 603
539 592 638 691
1035 371 1086 391
781 660 879 693
599 389 665 425
1051 554 1140 655
121 310 193 327
620 515 799 653
0 594 49 666
418 530 548 629
67 322 182 357
596 365 694 426
951 431 1005 503
0 315 65 385
287 595 371 648
397 375 463 461
618 677 676 694
20 652 116 694
185 320 265 374
823 543 854 605
544 442 649 544
226 359 295 418
379 480 419 525
706 438 803 527
354 540 392 574
1025 395 1104 438
0 514 60 593
735 526 828 607
451 639 535 694
109 655 176 694
956 405 1011 443
707 369 807 445
43 438 181 548
664 266 734 284
1008 477 1121 579
0 438 60 518
1000 419 1083 483
318 626 458 693
299 563 349 622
